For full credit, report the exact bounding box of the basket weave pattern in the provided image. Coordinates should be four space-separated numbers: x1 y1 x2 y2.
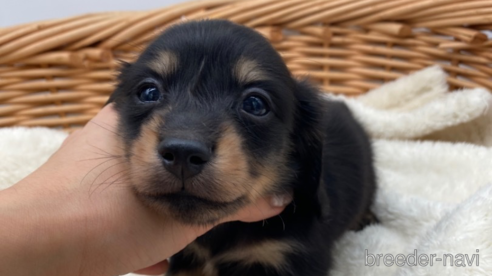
0 0 491 131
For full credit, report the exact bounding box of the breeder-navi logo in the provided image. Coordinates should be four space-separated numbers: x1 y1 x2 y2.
365 249 480 267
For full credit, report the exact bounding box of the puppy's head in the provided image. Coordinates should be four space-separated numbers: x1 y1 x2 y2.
109 20 321 224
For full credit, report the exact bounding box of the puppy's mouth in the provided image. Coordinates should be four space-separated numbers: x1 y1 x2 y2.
138 190 248 224
127 118 272 224
143 190 245 207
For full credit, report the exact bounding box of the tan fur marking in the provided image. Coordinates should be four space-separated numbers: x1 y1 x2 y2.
171 242 216 276
208 123 251 201
177 240 299 275
183 242 212 261
210 122 285 203
234 57 267 84
247 164 283 201
213 240 300 270
148 51 178 76
128 110 181 195
202 262 217 276
129 115 161 184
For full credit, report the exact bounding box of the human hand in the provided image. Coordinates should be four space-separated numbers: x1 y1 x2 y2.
0 104 290 276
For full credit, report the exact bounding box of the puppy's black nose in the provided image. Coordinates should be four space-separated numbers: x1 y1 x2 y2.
158 138 211 180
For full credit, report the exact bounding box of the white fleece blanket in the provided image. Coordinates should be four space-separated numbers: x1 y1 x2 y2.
1 66 491 276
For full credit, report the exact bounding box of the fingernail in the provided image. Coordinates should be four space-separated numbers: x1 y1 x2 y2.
271 193 293 207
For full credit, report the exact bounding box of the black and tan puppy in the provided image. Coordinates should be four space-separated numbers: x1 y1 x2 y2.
108 20 376 276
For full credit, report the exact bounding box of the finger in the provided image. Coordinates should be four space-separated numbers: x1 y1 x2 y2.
133 260 169 275
229 193 293 223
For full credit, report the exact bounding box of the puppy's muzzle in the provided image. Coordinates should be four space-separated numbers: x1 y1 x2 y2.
158 138 212 181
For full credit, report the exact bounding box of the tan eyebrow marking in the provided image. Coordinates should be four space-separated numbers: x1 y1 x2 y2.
147 51 178 76
234 57 267 84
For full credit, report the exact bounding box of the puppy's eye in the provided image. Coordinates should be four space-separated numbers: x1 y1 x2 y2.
138 85 161 102
242 96 269 116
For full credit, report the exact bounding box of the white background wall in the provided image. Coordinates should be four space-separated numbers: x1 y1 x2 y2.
1 0 188 27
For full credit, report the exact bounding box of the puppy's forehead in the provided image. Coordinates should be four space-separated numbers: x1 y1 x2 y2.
143 48 269 86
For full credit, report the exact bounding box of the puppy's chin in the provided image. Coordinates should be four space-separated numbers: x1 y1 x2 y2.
137 190 248 225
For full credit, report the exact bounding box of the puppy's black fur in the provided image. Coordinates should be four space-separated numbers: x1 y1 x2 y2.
108 20 376 276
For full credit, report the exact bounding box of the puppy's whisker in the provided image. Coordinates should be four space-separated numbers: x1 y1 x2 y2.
278 215 286 231
86 141 124 157
95 168 131 194
89 160 128 196
78 155 123 162
80 148 124 161
88 120 121 137
80 157 119 190
96 167 152 190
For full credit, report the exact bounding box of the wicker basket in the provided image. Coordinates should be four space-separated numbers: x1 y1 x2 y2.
0 0 491 131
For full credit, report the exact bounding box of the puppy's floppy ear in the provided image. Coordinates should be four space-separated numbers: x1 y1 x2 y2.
105 61 133 105
316 177 331 219
319 100 376 228
291 79 331 219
